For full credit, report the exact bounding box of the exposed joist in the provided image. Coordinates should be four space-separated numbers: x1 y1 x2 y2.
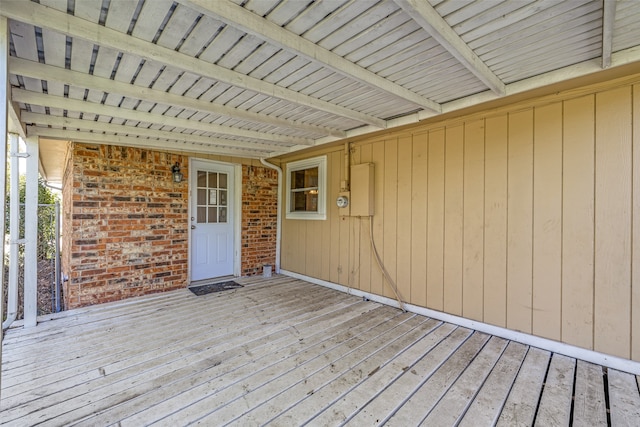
8 99 25 139
21 111 285 153
26 126 272 159
602 0 617 69
1 0 386 128
9 57 344 139
178 0 441 114
393 0 506 96
12 89 304 147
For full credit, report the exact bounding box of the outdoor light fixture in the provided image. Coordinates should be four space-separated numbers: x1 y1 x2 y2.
172 162 183 183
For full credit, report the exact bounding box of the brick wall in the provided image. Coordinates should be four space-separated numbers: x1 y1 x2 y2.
63 144 189 308
62 143 278 309
241 165 278 275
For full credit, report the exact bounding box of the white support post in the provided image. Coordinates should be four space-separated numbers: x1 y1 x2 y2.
0 15 10 396
4 133 19 327
23 136 39 328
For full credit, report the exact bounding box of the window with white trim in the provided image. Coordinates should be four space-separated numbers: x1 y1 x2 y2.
286 156 327 220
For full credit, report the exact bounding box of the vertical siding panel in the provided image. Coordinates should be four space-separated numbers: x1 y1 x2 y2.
533 103 563 341
306 217 322 280
382 138 399 300
397 136 413 302
427 129 445 310
281 219 296 272
329 151 342 284
349 147 362 289
320 152 334 282
634 84 640 361
338 149 350 287
358 143 373 294
463 119 485 321
298 221 307 274
444 125 464 315
507 109 534 334
370 140 386 296
562 95 595 350
484 115 508 327
411 132 428 307
595 87 632 358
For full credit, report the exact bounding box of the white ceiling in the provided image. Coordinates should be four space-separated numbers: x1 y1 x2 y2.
3 0 640 180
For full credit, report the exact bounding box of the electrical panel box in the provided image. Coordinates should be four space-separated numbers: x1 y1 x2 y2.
350 163 375 216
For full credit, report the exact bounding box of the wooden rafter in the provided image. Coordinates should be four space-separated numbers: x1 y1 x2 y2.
178 0 442 114
26 126 272 159
12 89 309 147
393 0 506 96
21 111 296 153
602 0 617 69
9 57 344 139
1 0 387 128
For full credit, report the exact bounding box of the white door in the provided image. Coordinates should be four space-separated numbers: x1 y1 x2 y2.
190 160 235 281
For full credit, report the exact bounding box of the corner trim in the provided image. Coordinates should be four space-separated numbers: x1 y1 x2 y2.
281 269 640 375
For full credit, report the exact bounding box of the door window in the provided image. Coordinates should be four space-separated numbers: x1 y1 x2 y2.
196 171 228 224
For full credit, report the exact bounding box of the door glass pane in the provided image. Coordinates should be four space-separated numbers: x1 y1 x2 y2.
195 169 229 224
197 207 206 223
197 189 206 205
197 170 207 187
208 207 217 223
208 172 217 188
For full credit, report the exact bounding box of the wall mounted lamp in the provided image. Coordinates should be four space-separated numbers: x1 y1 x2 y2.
172 162 183 183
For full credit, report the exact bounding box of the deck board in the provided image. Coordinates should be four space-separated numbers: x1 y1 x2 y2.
1 275 639 426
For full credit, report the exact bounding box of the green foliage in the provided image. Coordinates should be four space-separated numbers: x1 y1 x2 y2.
5 175 60 260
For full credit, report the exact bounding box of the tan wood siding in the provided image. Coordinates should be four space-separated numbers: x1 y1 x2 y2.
483 115 508 328
427 129 445 311
463 120 485 322
411 132 428 307
594 86 632 359
532 103 563 341
561 95 595 350
281 78 640 361
634 84 640 362
443 125 465 315
506 109 534 334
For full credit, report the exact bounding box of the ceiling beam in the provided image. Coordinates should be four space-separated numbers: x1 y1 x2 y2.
26 126 271 159
12 89 307 147
8 100 26 139
602 0 617 69
21 111 284 153
1 0 386 128
178 0 441 114
9 57 344 139
393 0 506 96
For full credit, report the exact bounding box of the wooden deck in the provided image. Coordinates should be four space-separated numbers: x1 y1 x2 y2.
2 275 639 426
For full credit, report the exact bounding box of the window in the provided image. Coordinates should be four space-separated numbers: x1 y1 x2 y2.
286 156 327 220
196 170 228 223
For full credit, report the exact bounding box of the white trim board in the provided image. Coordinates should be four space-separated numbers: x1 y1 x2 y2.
281 269 640 375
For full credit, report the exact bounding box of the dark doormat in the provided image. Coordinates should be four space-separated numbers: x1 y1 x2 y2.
189 281 243 296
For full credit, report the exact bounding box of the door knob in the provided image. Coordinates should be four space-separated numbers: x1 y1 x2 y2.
191 225 196 229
